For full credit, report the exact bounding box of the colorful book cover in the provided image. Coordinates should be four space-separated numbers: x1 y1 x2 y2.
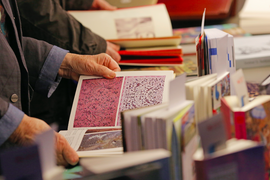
244 100 270 172
210 73 231 115
221 97 270 176
179 103 197 180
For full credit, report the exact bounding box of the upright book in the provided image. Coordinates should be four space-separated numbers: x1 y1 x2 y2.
185 72 231 122
59 71 174 157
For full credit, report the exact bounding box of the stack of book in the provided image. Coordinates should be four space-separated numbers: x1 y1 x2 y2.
69 4 182 66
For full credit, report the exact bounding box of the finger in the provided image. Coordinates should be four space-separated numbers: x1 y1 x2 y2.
95 65 117 78
56 133 79 166
107 41 120 51
99 0 117 10
106 47 121 63
101 54 121 72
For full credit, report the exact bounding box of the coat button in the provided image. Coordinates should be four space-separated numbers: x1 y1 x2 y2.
10 94 18 103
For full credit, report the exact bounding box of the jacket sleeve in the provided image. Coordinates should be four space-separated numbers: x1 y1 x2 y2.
0 99 24 146
17 0 107 55
22 37 68 97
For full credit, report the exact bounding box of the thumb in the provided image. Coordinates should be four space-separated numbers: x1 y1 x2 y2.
57 133 79 166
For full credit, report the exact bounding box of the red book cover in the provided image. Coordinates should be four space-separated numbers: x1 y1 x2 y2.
118 48 182 57
234 111 247 139
119 56 183 66
220 98 233 139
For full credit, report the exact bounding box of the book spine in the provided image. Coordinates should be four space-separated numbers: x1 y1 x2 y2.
236 56 270 69
234 111 247 139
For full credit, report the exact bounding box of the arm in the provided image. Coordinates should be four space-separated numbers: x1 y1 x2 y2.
22 37 120 97
1 46 120 166
0 100 78 166
22 37 68 97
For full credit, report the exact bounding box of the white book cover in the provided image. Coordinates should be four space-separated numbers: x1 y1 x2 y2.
234 35 270 69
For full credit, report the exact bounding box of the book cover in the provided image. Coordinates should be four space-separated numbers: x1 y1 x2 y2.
209 72 231 115
193 139 265 180
120 58 198 77
118 56 183 66
221 95 270 174
177 103 197 180
234 35 270 69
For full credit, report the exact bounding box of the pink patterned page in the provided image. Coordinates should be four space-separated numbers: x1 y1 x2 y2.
74 77 123 128
117 76 165 125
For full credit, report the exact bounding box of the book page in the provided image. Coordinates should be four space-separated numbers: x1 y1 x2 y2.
59 129 88 151
68 71 174 130
69 4 172 40
60 129 123 157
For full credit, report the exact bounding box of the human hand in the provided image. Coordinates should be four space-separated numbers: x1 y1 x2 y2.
91 0 117 10
106 41 121 63
8 115 79 166
59 53 121 81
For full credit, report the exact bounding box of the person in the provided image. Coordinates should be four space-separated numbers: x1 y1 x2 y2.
17 0 121 60
0 0 121 166
16 0 122 129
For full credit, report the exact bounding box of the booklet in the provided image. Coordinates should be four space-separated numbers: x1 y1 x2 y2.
59 71 174 157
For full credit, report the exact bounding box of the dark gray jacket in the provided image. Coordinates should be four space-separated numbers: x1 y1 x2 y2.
17 0 107 55
0 0 54 116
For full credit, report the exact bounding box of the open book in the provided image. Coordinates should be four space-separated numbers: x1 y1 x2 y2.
68 4 182 65
59 71 174 157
